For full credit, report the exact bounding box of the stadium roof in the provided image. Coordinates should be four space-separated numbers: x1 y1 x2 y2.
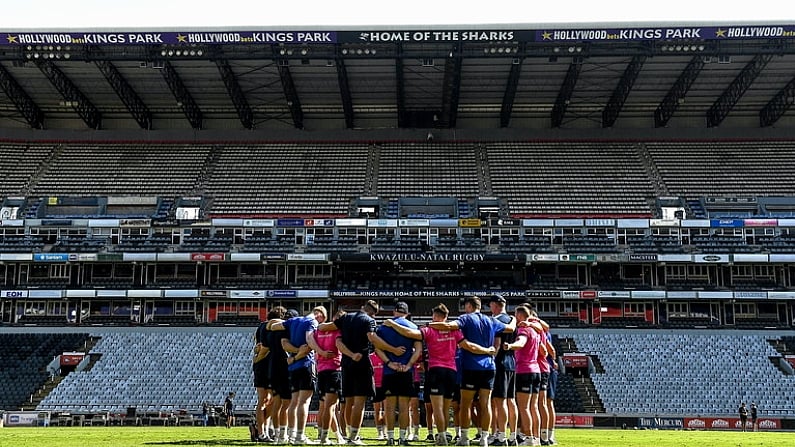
0 22 794 133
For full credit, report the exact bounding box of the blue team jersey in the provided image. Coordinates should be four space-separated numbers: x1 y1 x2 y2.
376 316 418 375
457 312 506 371
283 315 318 371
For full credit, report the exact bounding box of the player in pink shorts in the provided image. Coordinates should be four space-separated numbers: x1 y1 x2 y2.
504 305 545 446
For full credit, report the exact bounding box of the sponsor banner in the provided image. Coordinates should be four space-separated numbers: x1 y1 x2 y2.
733 291 768 299
732 254 768 263
335 218 367 226
431 219 460 227
554 415 594 428
631 290 666 299
629 254 658 262
331 290 527 298
200 290 228 298
458 218 482 228
638 417 684 429
1 31 338 46
697 291 733 299
65 290 96 298
304 219 335 227
230 290 267 299
521 219 555 227
650 218 679 227
191 253 226 262
658 254 692 262
276 218 305 227
684 417 779 430
710 219 744 228
560 291 581 299
228 253 261 262
667 291 697 299
127 290 161 298
0 253 32 261
554 219 583 227
559 254 595 262
399 219 430 227
369 253 486 262
88 219 120 227
617 219 650 228
580 290 597 299
4 411 39 426
598 290 631 299
29 290 62 299
744 218 778 227
287 253 328 262
163 290 199 298
261 253 286 261
212 218 244 226
77 254 97 262
266 290 298 298
157 253 191 262
242 219 275 227
528 253 559 262
525 290 561 298
60 353 85 366
1 290 28 298
767 291 795 299
120 218 151 227
33 253 69 262
344 30 529 43
562 353 589 368
97 253 123 262
96 289 126 297
769 254 795 263
0 219 24 227
122 253 157 262
40 219 72 226
681 219 711 228
778 219 795 227
368 219 398 228
491 218 520 226
694 254 730 263
596 254 623 263
584 218 615 227
536 25 795 42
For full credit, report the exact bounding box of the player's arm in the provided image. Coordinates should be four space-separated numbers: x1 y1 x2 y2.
459 339 497 356
383 319 422 340
428 320 459 331
267 319 285 330
544 337 556 358
501 315 517 333
317 321 338 332
335 337 362 362
306 330 331 358
504 333 527 351
406 340 423 368
368 331 407 356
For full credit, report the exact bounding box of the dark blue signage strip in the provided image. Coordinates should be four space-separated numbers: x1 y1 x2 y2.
3 25 793 47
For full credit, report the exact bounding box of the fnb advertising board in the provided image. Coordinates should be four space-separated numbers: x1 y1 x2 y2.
684 417 780 430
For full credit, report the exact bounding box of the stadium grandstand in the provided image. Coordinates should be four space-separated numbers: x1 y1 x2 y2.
2 21 795 432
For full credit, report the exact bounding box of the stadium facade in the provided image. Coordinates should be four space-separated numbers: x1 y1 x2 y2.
2 21 795 427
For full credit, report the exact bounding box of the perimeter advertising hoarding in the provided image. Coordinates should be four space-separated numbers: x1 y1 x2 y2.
683 417 779 430
637 417 683 429
555 415 593 428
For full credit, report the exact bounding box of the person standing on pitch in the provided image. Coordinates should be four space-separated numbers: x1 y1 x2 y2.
375 301 422 446
428 296 516 447
318 300 406 446
488 295 517 447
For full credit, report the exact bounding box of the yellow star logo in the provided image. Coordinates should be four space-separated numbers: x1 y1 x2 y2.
6 35 18 44
176 34 187 43
715 28 727 38
542 31 552 40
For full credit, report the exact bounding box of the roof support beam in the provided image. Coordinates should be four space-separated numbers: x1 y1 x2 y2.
439 45 463 128
276 62 304 129
654 56 703 128
602 55 645 128
95 60 152 130
759 75 795 127
706 54 772 127
396 44 407 128
161 61 203 129
551 57 582 128
500 58 522 128
335 55 355 129
36 60 101 129
215 59 254 129
0 63 44 129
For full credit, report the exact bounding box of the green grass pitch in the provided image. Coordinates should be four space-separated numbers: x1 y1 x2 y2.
0 427 793 447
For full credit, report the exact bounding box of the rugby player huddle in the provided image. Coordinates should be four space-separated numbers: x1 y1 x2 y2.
251 295 558 447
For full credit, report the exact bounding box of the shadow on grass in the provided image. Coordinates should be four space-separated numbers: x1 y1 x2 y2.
144 441 256 446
